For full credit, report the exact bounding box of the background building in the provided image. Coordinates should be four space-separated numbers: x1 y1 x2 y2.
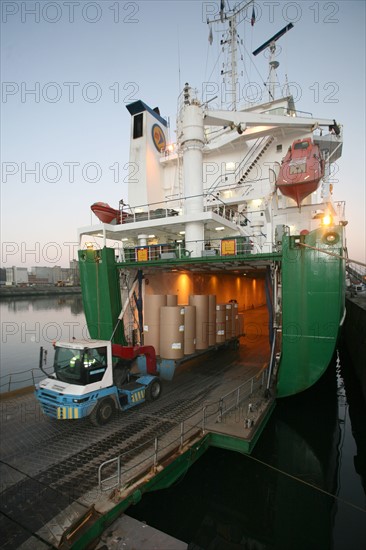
2 262 80 286
5 267 29 286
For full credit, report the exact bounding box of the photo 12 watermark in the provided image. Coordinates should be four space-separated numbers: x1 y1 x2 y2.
1 161 139 184
1 81 140 104
201 80 339 106
1 320 90 344
2 1 140 24
202 2 340 25
1 240 80 265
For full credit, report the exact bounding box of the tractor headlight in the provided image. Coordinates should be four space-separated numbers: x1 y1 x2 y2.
72 397 89 404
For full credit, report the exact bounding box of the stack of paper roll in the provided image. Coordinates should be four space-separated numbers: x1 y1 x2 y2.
166 295 178 306
189 294 209 349
182 305 196 355
216 304 226 343
208 295 217 346
159 306 185 359
225 303 233 339
231 302 238 336
143 294 166 355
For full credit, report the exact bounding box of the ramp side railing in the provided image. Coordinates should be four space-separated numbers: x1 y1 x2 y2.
0 365 54 394
98 368 268 492
346 262 366 285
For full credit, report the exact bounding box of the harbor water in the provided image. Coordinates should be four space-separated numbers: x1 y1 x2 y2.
127 350 366 549
0 295 365 548
0 294 88 392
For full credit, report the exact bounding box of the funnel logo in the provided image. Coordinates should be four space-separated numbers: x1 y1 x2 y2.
152 124 166 152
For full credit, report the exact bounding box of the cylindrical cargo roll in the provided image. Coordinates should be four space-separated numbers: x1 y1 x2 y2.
144 294 167 324
216 304 226 343
166 295 178 306
208 295 216 346
143 294 167 355
160 306 184 359
189 294 209 349
231 302 238 336
225 303 233 340
182 305 196 355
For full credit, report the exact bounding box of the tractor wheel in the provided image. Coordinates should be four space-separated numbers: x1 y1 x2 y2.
89 397 115 426
145 378 162 402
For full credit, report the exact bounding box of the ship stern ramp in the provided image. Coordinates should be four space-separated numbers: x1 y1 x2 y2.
277 227 345 397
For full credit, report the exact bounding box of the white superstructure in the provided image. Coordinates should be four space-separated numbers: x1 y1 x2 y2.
78 1 344 260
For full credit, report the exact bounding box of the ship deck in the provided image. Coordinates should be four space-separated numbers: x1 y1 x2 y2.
0 306 272 549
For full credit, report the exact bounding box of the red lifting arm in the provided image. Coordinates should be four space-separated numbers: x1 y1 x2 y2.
111 344 157 376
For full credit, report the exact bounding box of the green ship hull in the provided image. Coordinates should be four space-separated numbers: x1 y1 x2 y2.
78 226 345 398
278 227 345 396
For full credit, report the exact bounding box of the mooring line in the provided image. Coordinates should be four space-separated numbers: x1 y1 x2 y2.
243 453 366 514
298 242 366 267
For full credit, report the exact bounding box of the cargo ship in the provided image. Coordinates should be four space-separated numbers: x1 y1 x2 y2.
77 1 345 401
2 2 350 548
35 11 348 539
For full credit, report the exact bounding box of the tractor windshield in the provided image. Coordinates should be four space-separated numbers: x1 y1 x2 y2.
54 346 108 385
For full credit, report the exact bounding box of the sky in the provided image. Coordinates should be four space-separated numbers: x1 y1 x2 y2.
1 0 365 268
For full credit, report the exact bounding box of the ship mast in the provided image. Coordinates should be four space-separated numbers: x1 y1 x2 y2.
207 0 254 110
229 13 238 110
252 23 294 101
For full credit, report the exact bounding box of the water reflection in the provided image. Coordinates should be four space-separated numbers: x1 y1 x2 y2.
127 356 366 549
2 296 84 314
0 295 87 391
4 298 30 313
340 347 366 497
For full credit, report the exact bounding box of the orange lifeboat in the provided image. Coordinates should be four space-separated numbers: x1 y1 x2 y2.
91 202 121 224
276 138 324 207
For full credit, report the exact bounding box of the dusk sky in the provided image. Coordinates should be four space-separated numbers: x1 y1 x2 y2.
1 0 365 267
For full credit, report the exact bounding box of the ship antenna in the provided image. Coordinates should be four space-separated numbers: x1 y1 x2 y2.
207 0 255 110
177 26 181 92
252 23 294 101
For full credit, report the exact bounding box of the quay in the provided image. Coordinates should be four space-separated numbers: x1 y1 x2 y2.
0 307 273 549
0 286 81 299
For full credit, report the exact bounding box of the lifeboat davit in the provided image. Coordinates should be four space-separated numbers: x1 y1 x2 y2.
276 138 324 207
91 202 121 224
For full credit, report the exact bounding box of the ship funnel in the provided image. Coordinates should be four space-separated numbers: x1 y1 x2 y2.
125 100 168 208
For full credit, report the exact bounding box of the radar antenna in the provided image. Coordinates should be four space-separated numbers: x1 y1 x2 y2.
253 23 294 101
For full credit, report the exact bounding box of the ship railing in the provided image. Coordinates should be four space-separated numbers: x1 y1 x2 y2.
204 192 247 223
335 201 346 221
0 365 54 394
118 234 274 262
120 194 242 225
121 199 182 224
97 368 268 492
119 235 267 263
